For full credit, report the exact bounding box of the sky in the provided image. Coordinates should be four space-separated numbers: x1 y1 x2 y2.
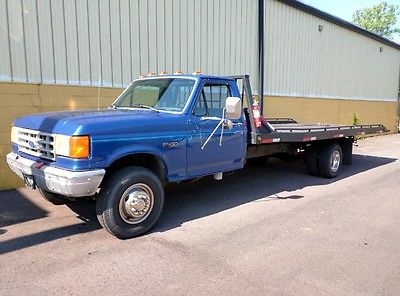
301 0 400 43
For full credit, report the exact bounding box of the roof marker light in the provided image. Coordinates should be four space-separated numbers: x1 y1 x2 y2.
174 70 184 74
192 70 202 75
159 71 168 75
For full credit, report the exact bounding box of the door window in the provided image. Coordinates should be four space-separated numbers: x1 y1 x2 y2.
193 84 231 117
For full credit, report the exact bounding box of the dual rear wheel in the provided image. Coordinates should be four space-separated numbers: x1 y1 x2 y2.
306 143 343 178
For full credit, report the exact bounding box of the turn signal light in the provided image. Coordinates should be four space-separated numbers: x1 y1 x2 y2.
69 136 90 158
55 135 90 159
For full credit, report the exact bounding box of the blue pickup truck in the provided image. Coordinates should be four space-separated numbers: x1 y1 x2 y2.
7 74 385 238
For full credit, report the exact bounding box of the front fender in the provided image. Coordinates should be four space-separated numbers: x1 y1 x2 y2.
104 144 167 168
92 140 187 182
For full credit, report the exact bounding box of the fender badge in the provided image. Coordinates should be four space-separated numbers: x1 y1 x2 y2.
162 142 179 148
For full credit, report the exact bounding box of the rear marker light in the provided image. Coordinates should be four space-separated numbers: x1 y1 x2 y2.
303 136 317 142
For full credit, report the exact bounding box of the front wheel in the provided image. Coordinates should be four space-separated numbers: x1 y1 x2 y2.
96 166 164 239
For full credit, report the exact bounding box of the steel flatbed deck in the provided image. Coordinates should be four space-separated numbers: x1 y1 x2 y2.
255 121 386 144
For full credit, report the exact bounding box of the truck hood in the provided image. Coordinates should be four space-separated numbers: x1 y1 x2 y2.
13 108 184 135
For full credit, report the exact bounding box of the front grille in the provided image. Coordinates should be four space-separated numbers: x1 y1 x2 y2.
16 128 55 161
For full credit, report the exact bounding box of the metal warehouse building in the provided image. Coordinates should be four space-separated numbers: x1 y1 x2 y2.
0 0 399 189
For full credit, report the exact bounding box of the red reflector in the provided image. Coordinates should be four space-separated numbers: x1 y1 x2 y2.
35 162 45 169
261 138 273 143
303 136 316 142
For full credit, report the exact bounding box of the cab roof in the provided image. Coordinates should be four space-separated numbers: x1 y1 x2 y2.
136 73 235 81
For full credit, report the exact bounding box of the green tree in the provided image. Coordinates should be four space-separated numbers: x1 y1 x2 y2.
353 1 400 40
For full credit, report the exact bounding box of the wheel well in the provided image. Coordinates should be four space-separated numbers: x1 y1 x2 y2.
103 153 167 185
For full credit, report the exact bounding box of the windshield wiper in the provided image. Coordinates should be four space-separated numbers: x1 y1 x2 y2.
131 104 159 112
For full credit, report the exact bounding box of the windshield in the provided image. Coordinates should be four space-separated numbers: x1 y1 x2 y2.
114 78 196 112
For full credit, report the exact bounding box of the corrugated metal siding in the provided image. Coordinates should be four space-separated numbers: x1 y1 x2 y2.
7 0 28 82
1 0 398 101
36 0 54 84
265 0 400 101
22 0 41 83
0 0 12 81
0 0 258 89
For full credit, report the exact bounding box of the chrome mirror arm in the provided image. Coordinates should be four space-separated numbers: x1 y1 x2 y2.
201 108 226 150
219 109 227 146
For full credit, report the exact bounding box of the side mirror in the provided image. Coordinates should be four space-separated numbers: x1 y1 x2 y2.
225 97 242 119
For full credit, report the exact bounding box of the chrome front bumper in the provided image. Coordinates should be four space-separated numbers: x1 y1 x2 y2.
6 152 105 197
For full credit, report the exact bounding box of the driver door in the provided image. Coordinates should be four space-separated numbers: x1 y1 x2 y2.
187 81 246 178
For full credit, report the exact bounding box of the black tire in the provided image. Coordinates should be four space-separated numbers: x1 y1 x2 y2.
305 145 320 176
318 143 343 178
95 166 164 239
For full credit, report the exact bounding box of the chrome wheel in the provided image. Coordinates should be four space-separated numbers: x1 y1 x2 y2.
330 150 341 173
118 183 154 224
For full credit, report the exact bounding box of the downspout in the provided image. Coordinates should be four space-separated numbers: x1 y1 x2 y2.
397 64 400 133
258 0 265 115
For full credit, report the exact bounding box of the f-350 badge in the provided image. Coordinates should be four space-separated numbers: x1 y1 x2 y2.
162 142 179 148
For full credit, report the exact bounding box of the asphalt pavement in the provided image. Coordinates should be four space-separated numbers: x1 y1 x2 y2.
0 134 399 295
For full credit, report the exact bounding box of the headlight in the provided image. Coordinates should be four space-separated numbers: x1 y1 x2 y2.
55 135 90 159
11 126 18 143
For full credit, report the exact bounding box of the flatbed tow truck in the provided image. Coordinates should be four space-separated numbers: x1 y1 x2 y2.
7 73 386 238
